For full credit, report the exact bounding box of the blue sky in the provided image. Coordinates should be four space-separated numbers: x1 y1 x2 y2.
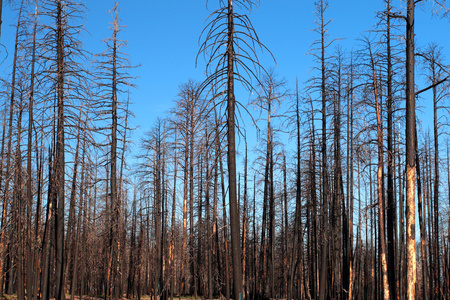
1 0 449 147
88 0 449 140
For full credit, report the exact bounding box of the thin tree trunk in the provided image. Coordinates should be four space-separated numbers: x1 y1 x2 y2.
415 125 428 300
282 154 288 299
110 5 121 299
0 3 23 294
127 188 137 299
15 90 25 300
189 103 197 299
242 142 248 299
70 141 86 300
170 129 178 300
425 141 433 299
431 59 441 299
153 128 163 300
54 1 67 299
268 98 275 300
196 155 203 300
318 1 329 298
260 132 269 298
252 174 257 300
215 107 230 300
347 58 355 300
397 120 406 300
65 113 82 293
206 131 213 300
369 45 390 300
26 2 39 299
213 154 220 299
181 105 189 296
226 0 244 298
385 2 397 298
162 137 167 300
213 117 222 298
42 147 56 300
307 95 319 299
288 81 303 300
220 150 231 300
33 127 44 300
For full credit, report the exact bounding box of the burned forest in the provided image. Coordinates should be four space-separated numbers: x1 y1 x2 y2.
0 0 450 300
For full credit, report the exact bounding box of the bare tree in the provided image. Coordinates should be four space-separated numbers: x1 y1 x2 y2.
367 37 390 300
405 2 417 298
198 1 272 298
251 70 287 298
308 1 335 297
93 3 135 298
0 2 24 295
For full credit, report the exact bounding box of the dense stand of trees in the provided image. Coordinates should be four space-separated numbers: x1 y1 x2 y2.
0 0 450 300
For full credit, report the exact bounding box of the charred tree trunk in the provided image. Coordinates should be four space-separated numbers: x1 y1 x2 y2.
242 142 248 299
385 2 397 298
431 56 441 300
226 1 244 298
405 1 417 298
0 3 23 294
415 124 428 300
318 2 330 298
110 5 121 299
26 2 39 299
54 1 67 298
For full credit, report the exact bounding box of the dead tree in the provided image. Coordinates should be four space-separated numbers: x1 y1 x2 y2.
0 1 24 295
198 1 273 298
251 70 287 298
367 38 390 300
93 3 135 298
405 2 417 298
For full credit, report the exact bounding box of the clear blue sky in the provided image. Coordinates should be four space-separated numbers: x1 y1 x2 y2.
1 0 448 145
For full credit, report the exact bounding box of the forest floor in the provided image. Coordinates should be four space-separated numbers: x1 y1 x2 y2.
0 295 225 300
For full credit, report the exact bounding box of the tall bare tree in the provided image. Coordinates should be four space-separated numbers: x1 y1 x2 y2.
405 2 417 298
93 3 135 297
308 1 335 297
367 38 390 300
198 1 272 298
251 70 287 298
0 1 24 295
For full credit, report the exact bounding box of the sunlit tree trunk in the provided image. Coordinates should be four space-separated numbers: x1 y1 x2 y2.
369 44 390 300
405 1 417 298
